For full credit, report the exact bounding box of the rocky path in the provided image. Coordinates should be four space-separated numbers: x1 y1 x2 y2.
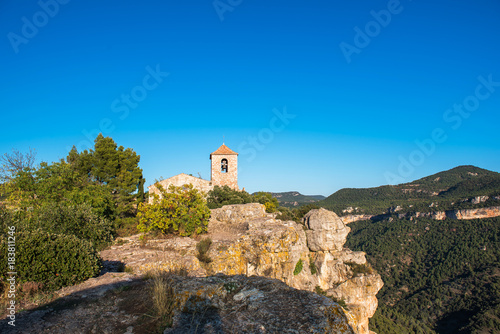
0 222 242 334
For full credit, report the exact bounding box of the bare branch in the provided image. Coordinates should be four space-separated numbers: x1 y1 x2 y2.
0 148 37 182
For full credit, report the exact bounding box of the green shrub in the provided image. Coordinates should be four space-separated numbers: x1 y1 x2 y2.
331 296 349 310
207 187 279 213
206 185 254 209
32 202 115 251
196 237 213 264
310 256 318 275
293 259 303 275
315 286 327 295
345 261 374 277
115 216 140 237
0 231 101 291
253 192 279 213
315 286 349 310
137 184 211 237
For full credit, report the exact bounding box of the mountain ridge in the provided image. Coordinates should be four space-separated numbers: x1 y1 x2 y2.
317 165 500 216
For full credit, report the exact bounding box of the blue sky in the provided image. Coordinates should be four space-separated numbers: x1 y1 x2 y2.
1 0 499 195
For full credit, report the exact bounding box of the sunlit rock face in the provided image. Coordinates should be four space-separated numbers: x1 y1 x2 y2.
206 204 384 334
303 208 351 252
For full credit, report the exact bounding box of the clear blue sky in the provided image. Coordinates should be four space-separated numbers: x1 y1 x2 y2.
1 0 499 195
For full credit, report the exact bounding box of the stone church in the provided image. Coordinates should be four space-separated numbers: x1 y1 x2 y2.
148 144 239 201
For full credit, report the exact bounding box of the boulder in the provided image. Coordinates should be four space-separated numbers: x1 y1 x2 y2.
303 208 350 252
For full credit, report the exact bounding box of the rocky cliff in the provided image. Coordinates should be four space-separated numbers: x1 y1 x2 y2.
207 205 383 334
340 206 500 224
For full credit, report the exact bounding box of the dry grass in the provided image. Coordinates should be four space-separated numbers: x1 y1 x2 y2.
1 281 58 318
145 266 188 329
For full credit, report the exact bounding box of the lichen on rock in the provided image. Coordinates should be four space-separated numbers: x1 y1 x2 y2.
203 204 383 334
164 274 356 334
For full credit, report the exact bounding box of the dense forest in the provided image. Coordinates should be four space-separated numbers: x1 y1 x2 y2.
318 166 500 216
346 216 500 333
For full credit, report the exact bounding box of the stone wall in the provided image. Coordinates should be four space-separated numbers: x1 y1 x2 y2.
211 154 238 190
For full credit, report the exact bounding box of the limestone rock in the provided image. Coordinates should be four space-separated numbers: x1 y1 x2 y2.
330 275 384 334
210 203 267 224
206 204 383 334
303 208 350 252
209 216 316 291
341 214 373 224
164 274 355 334
445 206 500 219
472 195 489 204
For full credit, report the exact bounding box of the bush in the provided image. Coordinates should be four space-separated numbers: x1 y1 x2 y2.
315 286 349 310
252 192 279 213
115 216 140 237
32 202 115 251
310 256 318 275
0 231 101 291
293 259 303 275
196 237 213 264
137 184 211 237
207 187 279 213
206 185 254 209
276 204 321 224
345 261 374 277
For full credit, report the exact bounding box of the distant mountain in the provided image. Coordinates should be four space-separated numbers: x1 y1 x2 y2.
340 166 500 333
318 165 500 215
270 191 325 207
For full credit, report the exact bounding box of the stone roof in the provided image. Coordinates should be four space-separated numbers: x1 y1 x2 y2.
210 144 238 157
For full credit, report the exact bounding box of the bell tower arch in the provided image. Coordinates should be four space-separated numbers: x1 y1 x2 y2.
210 144 238 190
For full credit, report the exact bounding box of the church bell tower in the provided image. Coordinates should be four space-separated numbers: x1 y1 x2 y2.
210 144 238 190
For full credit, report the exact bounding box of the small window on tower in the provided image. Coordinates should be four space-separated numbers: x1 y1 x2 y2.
221 159 228 173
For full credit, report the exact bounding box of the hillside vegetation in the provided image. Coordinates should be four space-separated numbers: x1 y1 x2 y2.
318 166 500 215
271 191 325 207
346 216 500 334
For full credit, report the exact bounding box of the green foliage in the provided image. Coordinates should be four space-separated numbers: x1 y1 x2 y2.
115 216 140 237
206 185 254 209
314 286 349 310
309 256 317 275
30 202 115 251
67 134 144 218
345 261 374 277
276 204 320 224
346 216 500 333
196 237 213 264
207 186 279 213
64 183 115 221
0 230 101 291
293 259 303 275
315 286 326 295
137 184 210 236
252 192 279 213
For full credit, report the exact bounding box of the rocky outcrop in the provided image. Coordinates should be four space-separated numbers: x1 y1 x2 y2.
471 196 489 204
303 208 350 252
342 206 500 224
207 204 383 334
445 206 500 220
164 274 355 334
341 214 374 224
410 206 500 221
210 203 267 224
